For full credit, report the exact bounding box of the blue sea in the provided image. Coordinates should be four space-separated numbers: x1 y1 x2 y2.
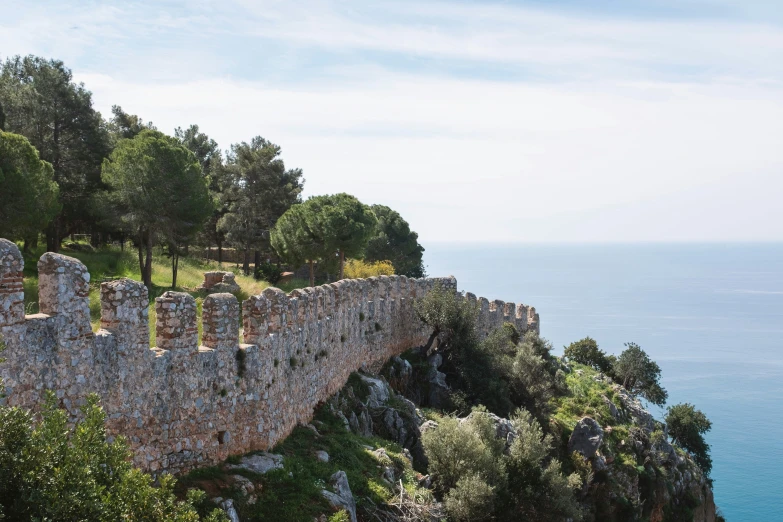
425 243 783 521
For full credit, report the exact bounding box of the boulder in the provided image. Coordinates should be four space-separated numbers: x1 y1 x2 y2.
359 375 390 409
227 452 284 474
321 471 357 522
425 366 450 409
219 498 240 522
315 450 330 463
613 385 655 432
383 356 413 393
602 395 621 420
568 417 603 458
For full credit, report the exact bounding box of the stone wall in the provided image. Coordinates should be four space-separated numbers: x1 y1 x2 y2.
0 238 539 474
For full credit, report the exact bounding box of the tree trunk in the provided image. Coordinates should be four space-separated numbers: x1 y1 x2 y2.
137 231 145 282
217 241 223 264
172 252 179 288
143 231 153 288
423 329 440 354
254 250 261 277
242 249 250 276
308 260 315 287
339 249 345 280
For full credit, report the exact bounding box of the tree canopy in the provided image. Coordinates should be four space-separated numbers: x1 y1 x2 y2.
306 193 377 279
665 403 713 474
101 129 212 287
613 342 668 406
0 131 59 242
270 203 325 286
364 204 425 278
563 337 615 375
219 137 304 274
0 55 111 251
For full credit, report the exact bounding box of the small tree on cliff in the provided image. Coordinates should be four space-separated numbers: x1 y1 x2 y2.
101 129 212 287
665 403 713 475
613 342 668 406
0 131 60 244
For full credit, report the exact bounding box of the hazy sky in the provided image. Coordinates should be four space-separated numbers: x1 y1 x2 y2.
3 1 783 243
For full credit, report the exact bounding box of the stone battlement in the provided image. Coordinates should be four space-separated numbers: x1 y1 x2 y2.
0 238 539 473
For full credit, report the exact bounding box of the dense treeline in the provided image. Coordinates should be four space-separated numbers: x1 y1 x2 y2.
0 54 425 284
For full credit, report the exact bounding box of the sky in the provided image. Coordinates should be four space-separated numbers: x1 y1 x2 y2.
2 0 783 243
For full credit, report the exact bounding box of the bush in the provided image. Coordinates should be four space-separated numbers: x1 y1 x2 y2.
510 332 564 417
444 473 495 522
0 393 227 521
343 259 395 278
255 261 283 284
420 415 505 494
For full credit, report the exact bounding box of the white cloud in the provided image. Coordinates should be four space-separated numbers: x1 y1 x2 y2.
3 0 783 242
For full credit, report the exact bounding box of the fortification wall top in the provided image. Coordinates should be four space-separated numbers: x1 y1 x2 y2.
0 240 538 474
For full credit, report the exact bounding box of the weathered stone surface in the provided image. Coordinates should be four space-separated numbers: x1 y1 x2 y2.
315 450 330 463
220 498 240 522
227 453 284 475
321 471 357 522
613 385 655 432
0 239 538 474
568 417 604 458
198 271 240 294
461 411 518 451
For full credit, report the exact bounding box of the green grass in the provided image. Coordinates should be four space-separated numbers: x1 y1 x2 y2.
17 243 309 347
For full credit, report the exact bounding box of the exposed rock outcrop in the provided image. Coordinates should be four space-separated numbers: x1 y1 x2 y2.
321 471 357 522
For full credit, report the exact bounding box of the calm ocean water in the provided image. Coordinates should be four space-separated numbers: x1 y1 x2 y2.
425 242 783 521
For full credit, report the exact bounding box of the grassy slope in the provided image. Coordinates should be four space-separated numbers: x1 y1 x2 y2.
176 380 430 522
19 242 310 346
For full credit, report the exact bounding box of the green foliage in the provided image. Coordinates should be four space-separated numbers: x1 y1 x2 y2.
564 337 615 375
505 409 583 520
0 55 111 249
343 258 395 278
0 393 226 521
422 408 581 521
274 194 377 280
510 332 564 417
363 204 425 278
254 261 283 284
0 131 59 241
220 137 303 274
666 403 713 475
421 414 505 494
101 129 212 286
614 342 668 406
444 473 495 522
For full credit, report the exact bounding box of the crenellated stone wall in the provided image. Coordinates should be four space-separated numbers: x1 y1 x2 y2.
0 238 539 474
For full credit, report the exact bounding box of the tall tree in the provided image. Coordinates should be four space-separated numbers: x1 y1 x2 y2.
108 105 156 143
219 137 304 275
364 204 426 278
0 55 111 251
0 131 60 243
175 124 231 263
101 129 212 287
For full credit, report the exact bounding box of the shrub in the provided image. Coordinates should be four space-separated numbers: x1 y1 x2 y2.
0 393 227 521
421 416 504 494
509 333 564 417
444 473 495 522
343 259 395 278
254 261 283 285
